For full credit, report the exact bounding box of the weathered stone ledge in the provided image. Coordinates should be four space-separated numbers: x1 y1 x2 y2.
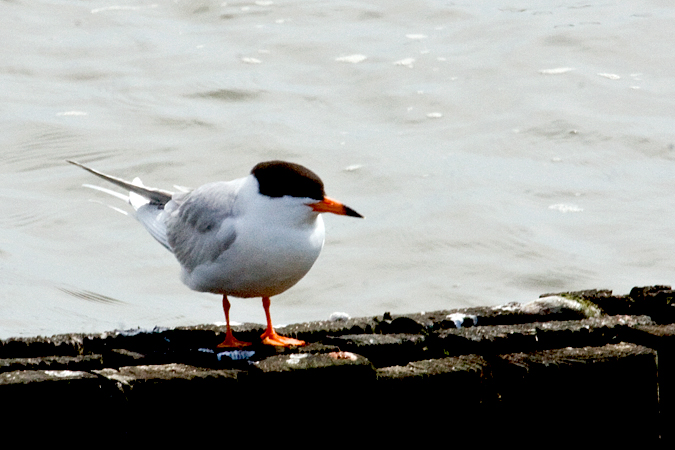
3 285 675 442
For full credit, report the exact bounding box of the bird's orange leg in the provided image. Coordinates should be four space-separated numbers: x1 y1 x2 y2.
217 295 252 348
260 296 306 347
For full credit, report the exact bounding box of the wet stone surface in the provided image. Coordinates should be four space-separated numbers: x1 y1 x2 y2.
2 286 675 443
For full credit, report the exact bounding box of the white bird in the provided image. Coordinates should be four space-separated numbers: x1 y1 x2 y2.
68 160 363 347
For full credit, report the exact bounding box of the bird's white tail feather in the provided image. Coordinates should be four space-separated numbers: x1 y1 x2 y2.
70 160 174 252
82 183 130 202
129 177 151 211
129 175 171 250
67 160 173 205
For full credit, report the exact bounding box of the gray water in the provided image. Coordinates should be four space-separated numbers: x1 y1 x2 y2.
2 0 674 339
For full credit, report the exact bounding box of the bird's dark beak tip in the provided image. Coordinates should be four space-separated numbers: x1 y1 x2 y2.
345 206 364 218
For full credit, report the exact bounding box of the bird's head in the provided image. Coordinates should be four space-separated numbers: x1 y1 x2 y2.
251 160 363 218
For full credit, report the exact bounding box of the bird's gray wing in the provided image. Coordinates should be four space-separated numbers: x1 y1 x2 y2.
165 181 239 272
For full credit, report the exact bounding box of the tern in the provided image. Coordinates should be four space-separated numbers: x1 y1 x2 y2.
68 160 362 347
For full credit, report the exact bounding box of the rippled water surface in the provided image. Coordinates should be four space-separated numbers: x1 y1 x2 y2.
2 1 674 338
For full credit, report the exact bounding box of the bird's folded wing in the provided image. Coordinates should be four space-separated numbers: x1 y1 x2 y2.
165 181 239 271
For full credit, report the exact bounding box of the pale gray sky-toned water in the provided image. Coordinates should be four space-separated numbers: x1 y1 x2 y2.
2 1 675 338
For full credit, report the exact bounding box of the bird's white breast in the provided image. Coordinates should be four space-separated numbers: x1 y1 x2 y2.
176 175 326 298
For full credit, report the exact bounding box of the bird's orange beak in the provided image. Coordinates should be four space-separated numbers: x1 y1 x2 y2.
310 197 363 218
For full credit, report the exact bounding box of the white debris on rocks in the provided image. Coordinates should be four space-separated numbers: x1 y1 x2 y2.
198 348 256 361
287 354 309 365
500 295 602 318
329 312 351 321
446 312 478 328
216 350 256 361
44 370 88 379
328 351 358 361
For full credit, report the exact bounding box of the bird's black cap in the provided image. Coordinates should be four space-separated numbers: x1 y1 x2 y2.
252 160 326 201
